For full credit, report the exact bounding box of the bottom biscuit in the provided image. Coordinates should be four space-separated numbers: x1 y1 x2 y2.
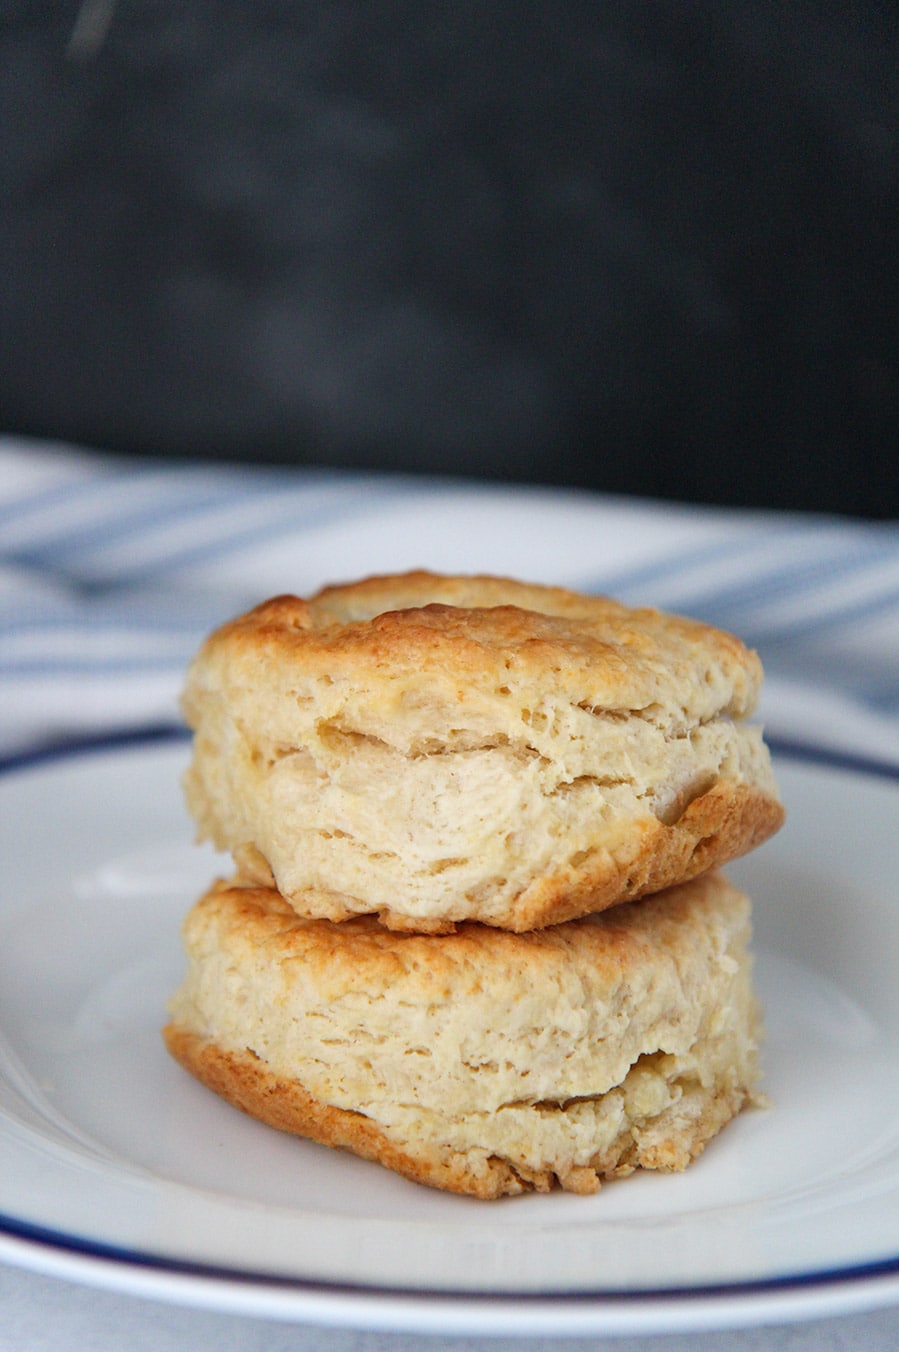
164 872 763 1199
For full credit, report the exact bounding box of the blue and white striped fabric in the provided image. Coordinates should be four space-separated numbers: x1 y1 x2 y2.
2 435 897 766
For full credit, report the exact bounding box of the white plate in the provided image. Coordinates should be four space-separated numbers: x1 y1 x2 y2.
0 738 897 1337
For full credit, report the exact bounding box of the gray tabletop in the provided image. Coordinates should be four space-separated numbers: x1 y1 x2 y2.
2 1264 897 1352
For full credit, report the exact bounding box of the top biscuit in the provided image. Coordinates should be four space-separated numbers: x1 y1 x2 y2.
181 571 783 931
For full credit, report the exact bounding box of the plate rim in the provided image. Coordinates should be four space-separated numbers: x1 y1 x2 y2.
1 730 897 1334
1 1212 898 1336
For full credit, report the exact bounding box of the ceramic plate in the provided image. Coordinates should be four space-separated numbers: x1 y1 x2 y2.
0 738 897 1336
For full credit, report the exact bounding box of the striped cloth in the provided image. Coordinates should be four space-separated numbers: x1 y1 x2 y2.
2 436 897 767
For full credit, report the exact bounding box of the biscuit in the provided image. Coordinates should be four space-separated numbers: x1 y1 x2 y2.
164 871 763 1199
181 571 783 931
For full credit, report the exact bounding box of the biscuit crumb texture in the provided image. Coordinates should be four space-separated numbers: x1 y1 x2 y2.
164 871 762 1199
181 572 784 931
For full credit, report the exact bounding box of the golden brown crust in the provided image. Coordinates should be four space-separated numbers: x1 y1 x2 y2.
164 872 763 1197
462 777 784 932
169 869 747 998
226 776 783 934
163 1025 755 1199
163 1025 538 1199
181 571 783 931
195 571 763 721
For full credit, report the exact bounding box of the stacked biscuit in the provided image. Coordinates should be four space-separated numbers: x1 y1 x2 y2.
164 572 784 1198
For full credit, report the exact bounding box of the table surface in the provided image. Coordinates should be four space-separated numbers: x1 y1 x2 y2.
2 1265 898 1352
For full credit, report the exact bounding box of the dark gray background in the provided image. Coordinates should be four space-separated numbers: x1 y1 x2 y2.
2 1 896 514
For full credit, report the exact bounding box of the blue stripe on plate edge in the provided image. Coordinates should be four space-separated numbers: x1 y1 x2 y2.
0 1208 897 1307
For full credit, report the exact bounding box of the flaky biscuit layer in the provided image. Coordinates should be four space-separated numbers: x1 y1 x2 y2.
181 571 783 930
164 871 763 1199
